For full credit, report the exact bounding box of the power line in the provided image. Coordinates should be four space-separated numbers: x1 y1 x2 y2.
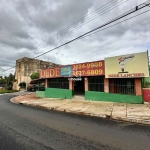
30 0 125 48
58 0 127 37
33 0 150 57
3 1 150 71
30 0 128 49
79 10 150 40
59 0 119 32
2 0 150 72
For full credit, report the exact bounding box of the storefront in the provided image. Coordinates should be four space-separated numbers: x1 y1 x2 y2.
38 60 105 99
103 51 149 103
35 51 149 104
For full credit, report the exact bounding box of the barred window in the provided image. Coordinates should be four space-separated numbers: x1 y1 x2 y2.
49 78 69 89
88 76 104 92
109 78 135 95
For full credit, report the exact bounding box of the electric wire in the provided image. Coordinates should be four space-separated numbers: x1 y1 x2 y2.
30 0 128 49
4 10 150 72
32 1 150 58
2 1 150 72
79 9 150 39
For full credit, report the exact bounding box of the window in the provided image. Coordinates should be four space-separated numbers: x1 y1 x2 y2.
88 76 104 92
49 78 69 89
37 81 45 91
109 78 135 95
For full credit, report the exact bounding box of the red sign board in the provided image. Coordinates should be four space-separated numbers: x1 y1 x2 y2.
72 60 105 76
40 60 105 78
40 67 61 78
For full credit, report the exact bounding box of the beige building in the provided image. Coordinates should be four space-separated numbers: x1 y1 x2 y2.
13 57 59 90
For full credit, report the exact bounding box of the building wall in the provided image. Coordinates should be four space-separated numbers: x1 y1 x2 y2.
13 57 59 90
45 88 73 99
42 76 143 103
135 78 142 96
85 91 143 103
36 91 45 98
104 78 109 93
35 51 148 103
85 77 88 91
85 77 143 103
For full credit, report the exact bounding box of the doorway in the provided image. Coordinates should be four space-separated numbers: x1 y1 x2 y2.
74 77 84 95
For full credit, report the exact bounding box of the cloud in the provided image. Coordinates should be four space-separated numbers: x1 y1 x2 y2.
0 0 150 76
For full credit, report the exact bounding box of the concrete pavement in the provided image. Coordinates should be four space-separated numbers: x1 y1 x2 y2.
10 93 150 125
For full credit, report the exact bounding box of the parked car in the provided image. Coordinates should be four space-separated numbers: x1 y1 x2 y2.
27 85 37 91
27 85 45 91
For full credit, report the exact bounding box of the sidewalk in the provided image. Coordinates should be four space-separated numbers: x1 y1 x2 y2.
10 93 150 125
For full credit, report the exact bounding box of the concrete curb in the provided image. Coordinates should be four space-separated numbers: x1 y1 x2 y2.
10 97 150 125
10 92 35 104
10 97 20 104
112 117 150 125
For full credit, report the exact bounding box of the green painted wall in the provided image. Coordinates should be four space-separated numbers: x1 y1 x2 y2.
45 88 73 99
144 77 150 82
36 91 45 98
85 91 143 104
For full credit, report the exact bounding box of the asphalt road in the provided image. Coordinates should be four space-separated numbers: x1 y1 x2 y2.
0 92 150 150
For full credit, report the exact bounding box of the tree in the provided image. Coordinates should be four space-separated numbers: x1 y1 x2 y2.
30 72 39 80
0 76 5 84
6 73 16 90
0 73 16 90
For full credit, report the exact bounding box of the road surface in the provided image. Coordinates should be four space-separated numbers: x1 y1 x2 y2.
0 92 150 150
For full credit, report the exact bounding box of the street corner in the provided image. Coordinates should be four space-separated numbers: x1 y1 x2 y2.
10 97 20 104
9 93 38 105
10 95 28 105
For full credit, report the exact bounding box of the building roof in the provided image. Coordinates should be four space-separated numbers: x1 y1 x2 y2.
30 78 45 84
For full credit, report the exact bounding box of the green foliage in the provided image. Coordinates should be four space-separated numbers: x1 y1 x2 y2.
30 72 39 80
0 89 18 94
0 73 16 90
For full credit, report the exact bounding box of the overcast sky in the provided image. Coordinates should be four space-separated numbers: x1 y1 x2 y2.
0 0 150 76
